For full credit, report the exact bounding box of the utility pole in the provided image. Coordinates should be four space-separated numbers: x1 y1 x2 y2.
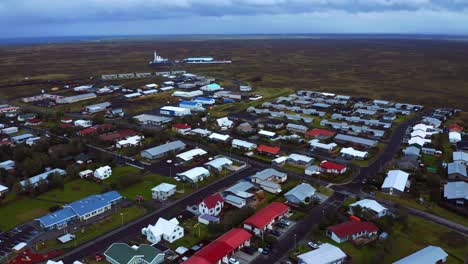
294 233 297 252
120 213 124 226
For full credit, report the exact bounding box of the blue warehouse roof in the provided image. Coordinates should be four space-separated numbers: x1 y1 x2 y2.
36 191 122 228
179 101 198 106
67 191 122 217
195 97 214 101
36 207 77 228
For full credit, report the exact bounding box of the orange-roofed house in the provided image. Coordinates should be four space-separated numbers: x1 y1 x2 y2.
243 202 290 236
305 128 336 139
184 228 252 264
256 145 280 156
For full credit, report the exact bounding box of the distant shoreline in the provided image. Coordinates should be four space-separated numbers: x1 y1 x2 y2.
2 33 468 46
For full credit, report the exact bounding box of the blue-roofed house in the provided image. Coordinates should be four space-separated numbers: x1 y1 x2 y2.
284 183 316 204
36 191 123 230
194 97 216 105
10 133 35 144
178 101 204 111
393 245 447 264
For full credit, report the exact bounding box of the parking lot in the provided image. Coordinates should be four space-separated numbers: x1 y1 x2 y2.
0 224 39 259
233 250 261 263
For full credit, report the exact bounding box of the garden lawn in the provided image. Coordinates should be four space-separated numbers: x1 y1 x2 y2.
37 179 102 202
119 173 184 201
104 166 142 185
170 219 210 250
376 192 468 227
0 197 61 230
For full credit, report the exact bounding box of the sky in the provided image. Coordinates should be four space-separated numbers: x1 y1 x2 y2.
2 0 468 38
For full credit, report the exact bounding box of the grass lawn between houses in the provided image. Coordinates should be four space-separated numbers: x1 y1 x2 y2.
36 206 146 251
309 215 468 264
169 219 211 250
376 192 468 228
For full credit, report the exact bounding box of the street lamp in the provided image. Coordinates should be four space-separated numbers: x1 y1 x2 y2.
120 213 124 226
167 160 173 177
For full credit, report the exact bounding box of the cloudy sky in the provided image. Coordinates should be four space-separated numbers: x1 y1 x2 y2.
1 0 468 38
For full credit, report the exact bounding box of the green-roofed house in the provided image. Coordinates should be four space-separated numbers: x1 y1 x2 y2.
104 243 165 264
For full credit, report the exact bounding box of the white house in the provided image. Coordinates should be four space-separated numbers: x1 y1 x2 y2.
116 135 144 148
297 243 347 264
177 167 210 183
94 166 112 180
393 245 448 264
453 151 468 165
74 120 92 128
208 133 230 143
216 117 234 130
309 139 337 152
258 130 276 138
232 139 257 150
340 147 368 160
151 183 177 201
79 169 93 179
204 157 233 172
142 217 184 244
176 148 208 163
199 193 224 216
381 170 410 195
349 199 388 218
449 131 462 143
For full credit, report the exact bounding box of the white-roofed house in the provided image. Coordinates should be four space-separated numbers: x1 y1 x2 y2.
340 147 368 160
447 162 467 180
284 183 316 204
94 166 112 180
116 135 144 148
216 117 234 130
152 183 177 201
309 139 338 153
449 131 462 143
443 181 468 206
297 243 347 264
287 154 314 166
349 199 388 218
232 139 257 150
381 170 410 195
0 184 9 197
393 245 447 264
177 167 210 183
208 133 231 143
453 151 468 165
204 157 233 172
258 130 276 138
408 136 430 147
141 217 184 244
176 148 207 163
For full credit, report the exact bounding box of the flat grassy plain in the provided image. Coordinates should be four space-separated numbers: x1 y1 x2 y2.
1 38 467 111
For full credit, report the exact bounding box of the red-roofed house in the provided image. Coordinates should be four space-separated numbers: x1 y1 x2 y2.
320 161 347 174
243 202 290 236
449 124 463 133
184 228 252 264
77 127 97 136
199 193 224 216
257 145 280 156
305 128 336 139
25 118 42 126
326 221 378 243
172 123 191 135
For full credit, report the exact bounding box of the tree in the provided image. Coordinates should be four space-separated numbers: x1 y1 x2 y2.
49 172 64 190
427 174 441 188
66 164 81 179
12 182 23 194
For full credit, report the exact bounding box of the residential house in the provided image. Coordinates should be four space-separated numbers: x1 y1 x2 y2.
208 133 231 143
258 180 282 193
142 217 184 244
36 191 122 230
190 128 212 138
116 135 144 148
251 168 287 184
305 165 321 176
0 184 9 198
326 221 378 243
447 162 467 180
171 123 191 135
284 183 316 204
232 139 257 150
199 193 225 216
79 169 93 179
305 128 336 139
334 134 378 148
453 151 468 165
396 156 419 171
257 144 281 156
340 147 368 160
297 243 347 264
176 148 208 163
74 120 92 128
349 199 388 218
224 195 247 208
449 124 463 133
20 168 66 187
243 202 290 236
309 139 337 153
94 166 112 180
0 160 15 171
258 130 276 138
236 122 256 134
177 167 210 183
104 243 165 264
151 183 177 201
216 117 234 130
393 246 448 264
286 123 308 134
287 154 314 166
443 181 468 206
402 146 421 157
204 157 233 172
184 228 252 264
381 170 410 195
449 132 462 143
133 114 172 126
320 161 347 174
141 141 186 160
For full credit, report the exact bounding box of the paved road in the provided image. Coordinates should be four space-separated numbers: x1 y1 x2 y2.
58 166 257 263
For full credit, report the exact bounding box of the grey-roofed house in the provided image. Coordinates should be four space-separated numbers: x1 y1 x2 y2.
447 162 467 180
402 146 421 157
251 168 287 184
443 181 468 206
396 156 419 171
141 141 186 160
104 243 165 264
284 183 316 204
224 194 247 208
286 123 308 134
225 181 256 199
393 245 447 264
334 134 378 148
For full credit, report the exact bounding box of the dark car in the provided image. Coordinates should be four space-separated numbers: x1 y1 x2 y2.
270 230 281 236
242 246 257 255
261 248 269 255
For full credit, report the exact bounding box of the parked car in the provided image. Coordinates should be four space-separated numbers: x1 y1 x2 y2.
280 219 290 226
270 230 281 237
242 246 257 255
307 242 319 249
275 222 287 228
261 248 269 255
229 257 240 264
